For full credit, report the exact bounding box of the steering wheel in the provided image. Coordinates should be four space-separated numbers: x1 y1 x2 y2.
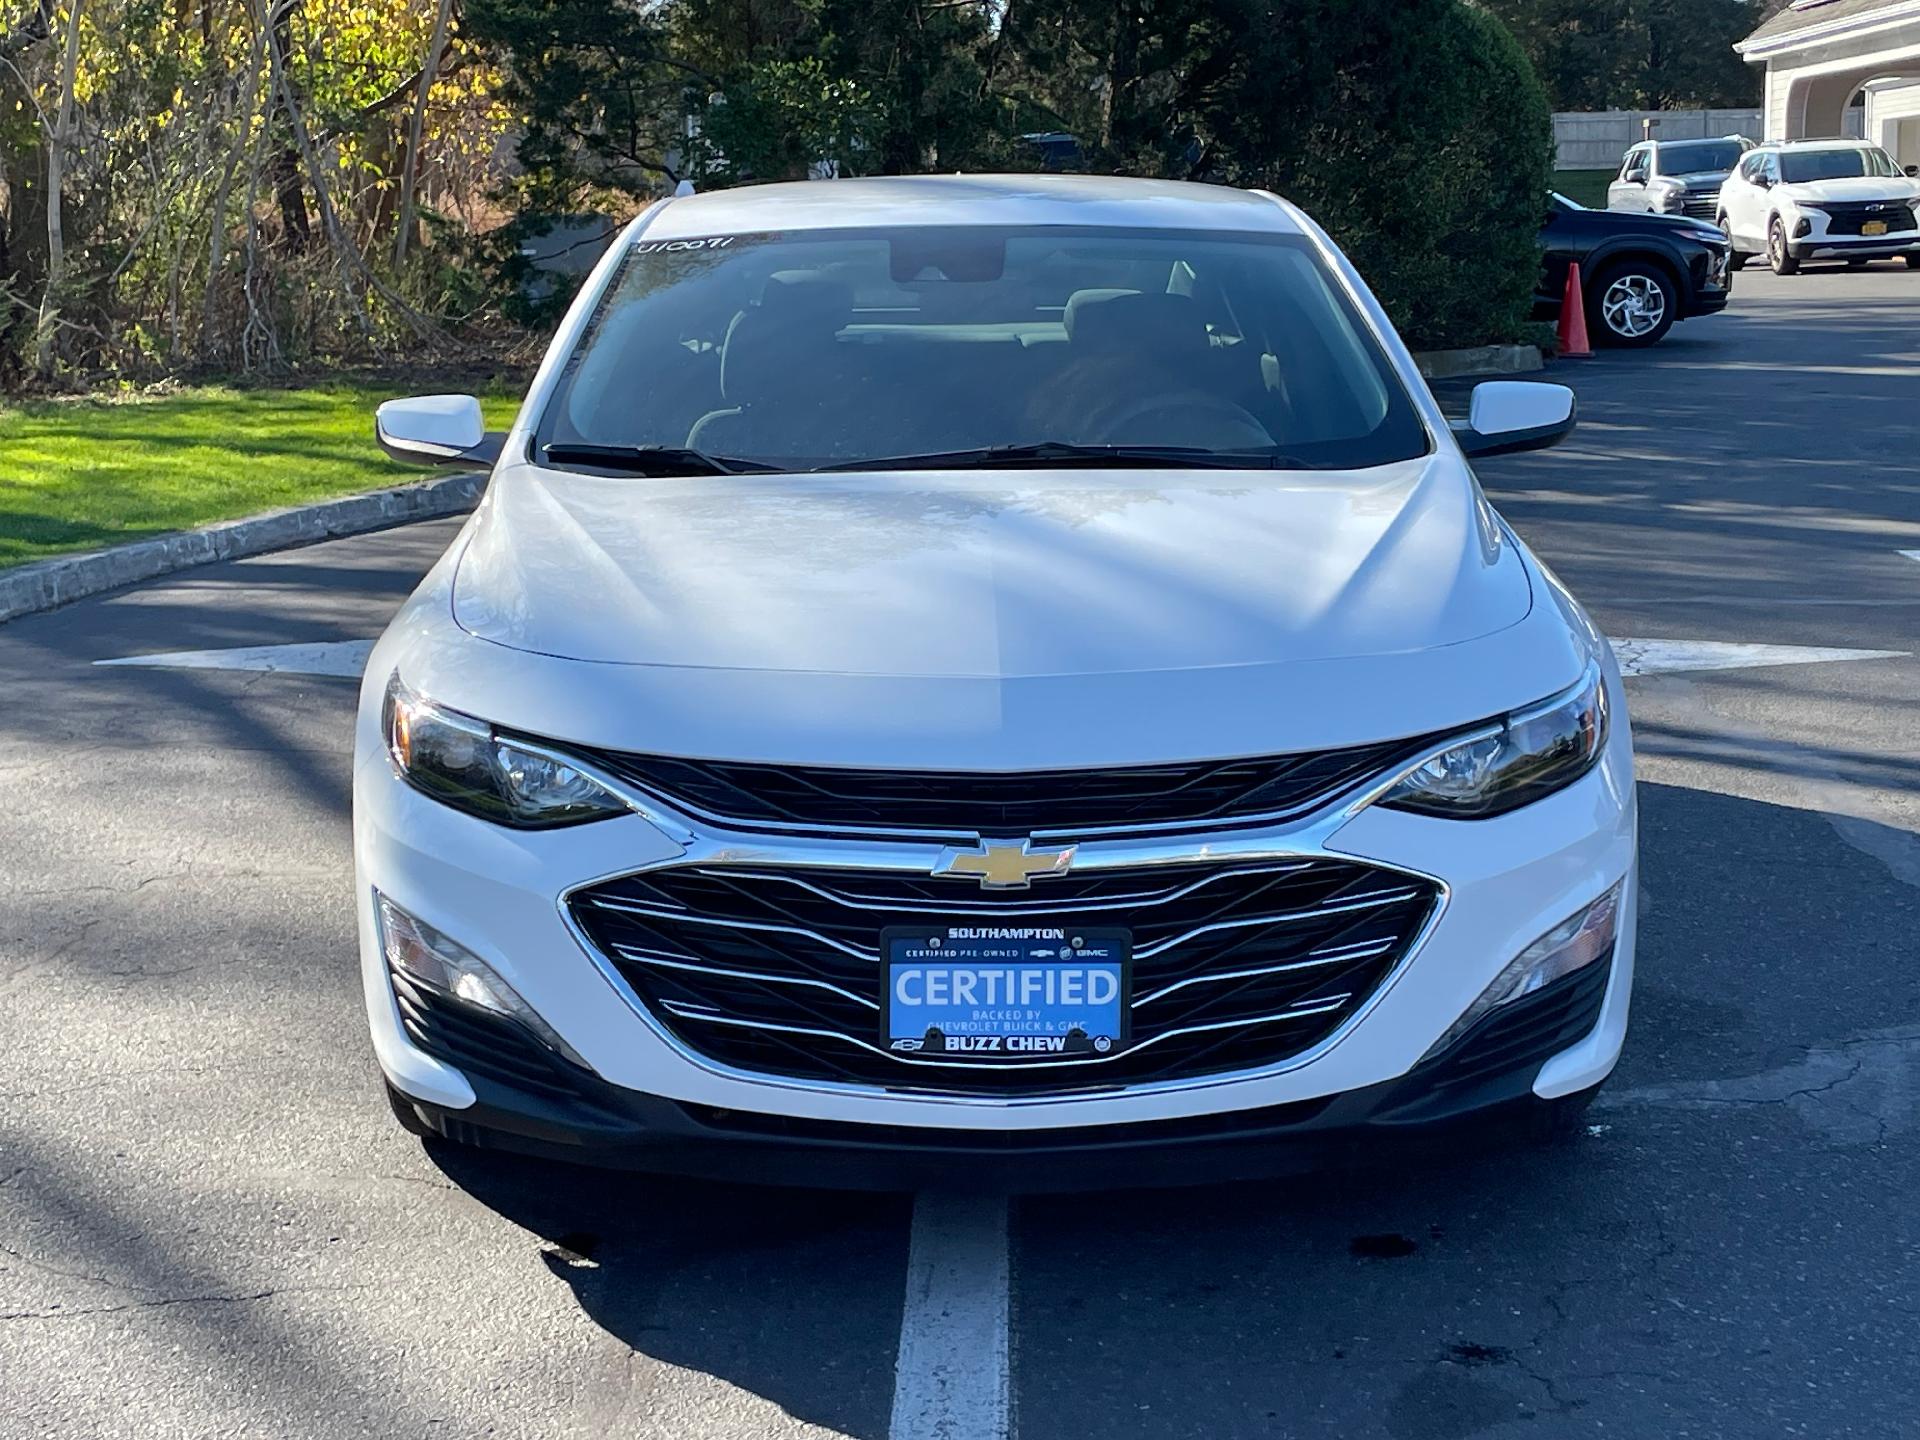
1086 390 1274 450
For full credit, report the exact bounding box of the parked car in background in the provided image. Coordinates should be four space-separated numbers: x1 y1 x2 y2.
363 175 1635 1188
1607 136 1753 221
1717 140 1920 274
1538 193 1732 347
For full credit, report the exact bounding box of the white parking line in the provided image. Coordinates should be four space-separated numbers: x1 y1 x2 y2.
1901 550 1920 565
1610 638 1907 676
93 639 374 677
889 1192 1012 1440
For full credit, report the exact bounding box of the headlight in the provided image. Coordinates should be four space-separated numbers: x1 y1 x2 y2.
1380 663 1607 819
1653 187 1685 212
1424 882 1621 1057
382 672 630 827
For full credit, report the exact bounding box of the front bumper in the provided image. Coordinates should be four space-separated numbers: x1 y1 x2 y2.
1786 231 1920 261
358 742 1636 1162
390 954 1618 1191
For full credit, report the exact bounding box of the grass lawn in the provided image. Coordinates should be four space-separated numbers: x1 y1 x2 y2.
1553 169 1614 210
0 384 520 570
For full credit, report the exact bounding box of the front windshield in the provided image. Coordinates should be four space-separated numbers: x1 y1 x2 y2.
536 225 1430 473
1780 147 1898 183
1658 140 1745 174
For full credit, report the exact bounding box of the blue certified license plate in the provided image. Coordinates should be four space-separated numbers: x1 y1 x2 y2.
880 926 1130 1059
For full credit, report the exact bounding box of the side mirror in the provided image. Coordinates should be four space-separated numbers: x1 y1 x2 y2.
374 394 505 467
1451 381 1577 459
1905 165 1919 178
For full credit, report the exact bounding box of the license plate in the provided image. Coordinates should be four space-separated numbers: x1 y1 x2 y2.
881 926 1130 1059
1863 220 1889 236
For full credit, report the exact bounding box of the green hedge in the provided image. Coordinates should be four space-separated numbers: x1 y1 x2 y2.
1209 1 1554 350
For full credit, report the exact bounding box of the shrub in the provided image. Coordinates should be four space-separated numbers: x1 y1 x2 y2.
1207 0 1554 350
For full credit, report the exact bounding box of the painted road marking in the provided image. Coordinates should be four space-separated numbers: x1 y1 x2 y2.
890 1192 1011 1440
1901 550 1920 565
1611 639 1906 677
95 640 375 677
96 637 1910 681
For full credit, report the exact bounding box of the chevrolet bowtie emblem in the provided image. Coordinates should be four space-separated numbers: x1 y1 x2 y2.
936 838 1077 889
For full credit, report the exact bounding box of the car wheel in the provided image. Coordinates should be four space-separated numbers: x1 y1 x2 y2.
1587 262 1678 347
1905 254 1920 270
1719 216 1747 270
1768 219 1800 275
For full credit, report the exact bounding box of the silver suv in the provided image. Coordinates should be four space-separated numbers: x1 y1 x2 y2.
1607 136 1753 221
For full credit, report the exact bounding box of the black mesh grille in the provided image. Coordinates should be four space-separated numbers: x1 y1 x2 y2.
1821 201 1917 236
569 859 1441 1096
576 740 1441 839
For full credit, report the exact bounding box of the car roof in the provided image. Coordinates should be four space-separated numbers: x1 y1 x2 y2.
637 174 1302 241
1761 138 1877 151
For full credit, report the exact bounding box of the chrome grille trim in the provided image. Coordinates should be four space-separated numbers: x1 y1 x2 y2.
655 994 1355 1073
701 861 1320 915
610 945 881 1010
611 934 1397 1014
554 733 1472 1106
1132 886 1425 959
1132 937 1396 1005
579 895 880 963
581 882 1422 966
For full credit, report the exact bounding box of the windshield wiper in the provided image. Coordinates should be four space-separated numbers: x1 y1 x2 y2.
818 442 1310 472
541 443 777 476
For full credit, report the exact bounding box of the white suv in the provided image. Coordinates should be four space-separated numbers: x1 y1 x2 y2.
1718 139 1920 273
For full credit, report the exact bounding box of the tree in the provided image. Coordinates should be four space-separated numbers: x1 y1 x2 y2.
1479 0 1760 111
1210 0 1554 347
393 0 454 264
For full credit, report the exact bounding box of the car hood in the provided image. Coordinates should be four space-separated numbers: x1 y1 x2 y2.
452 455 1532 679
1782 176 1920 204
1582 208 1721 240
1661 168 1732 188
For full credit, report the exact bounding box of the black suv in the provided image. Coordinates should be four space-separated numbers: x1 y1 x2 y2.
1537 193 1733 347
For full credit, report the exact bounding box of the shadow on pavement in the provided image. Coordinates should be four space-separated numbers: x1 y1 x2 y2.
426 1144 909 1440
1011 781 1920 1439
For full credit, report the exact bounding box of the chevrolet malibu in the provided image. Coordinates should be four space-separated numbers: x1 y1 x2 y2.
360 175 1635 1188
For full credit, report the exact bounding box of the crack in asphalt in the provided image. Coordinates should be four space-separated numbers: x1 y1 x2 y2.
0 1240 137 1292
0 1056 293 1104
1601 1029 1920 1147
0 916 106 996
0 1281 375 1323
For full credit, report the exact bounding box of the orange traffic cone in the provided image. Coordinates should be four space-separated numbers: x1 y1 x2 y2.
1557 262 1592 358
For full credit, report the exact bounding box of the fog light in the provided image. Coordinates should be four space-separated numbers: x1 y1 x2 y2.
1425 882 1621 1058
376 893 589 1068
1793 217 1812 239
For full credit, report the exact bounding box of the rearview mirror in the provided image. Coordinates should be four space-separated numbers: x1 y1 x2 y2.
1451 381 1576 459
375 394 505 467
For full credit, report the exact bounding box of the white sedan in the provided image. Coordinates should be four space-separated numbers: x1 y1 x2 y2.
359 174 1635 1188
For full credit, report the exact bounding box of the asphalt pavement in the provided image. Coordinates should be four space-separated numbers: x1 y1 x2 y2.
3 265 1918 1439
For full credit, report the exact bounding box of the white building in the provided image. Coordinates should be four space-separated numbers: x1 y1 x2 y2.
1737 0 1920 166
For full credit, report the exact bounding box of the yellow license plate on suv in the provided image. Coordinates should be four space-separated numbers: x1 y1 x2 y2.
1863 220 1890 236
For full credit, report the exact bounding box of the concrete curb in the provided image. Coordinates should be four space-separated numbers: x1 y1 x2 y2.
0 470 485 625
1413 344 1546 380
